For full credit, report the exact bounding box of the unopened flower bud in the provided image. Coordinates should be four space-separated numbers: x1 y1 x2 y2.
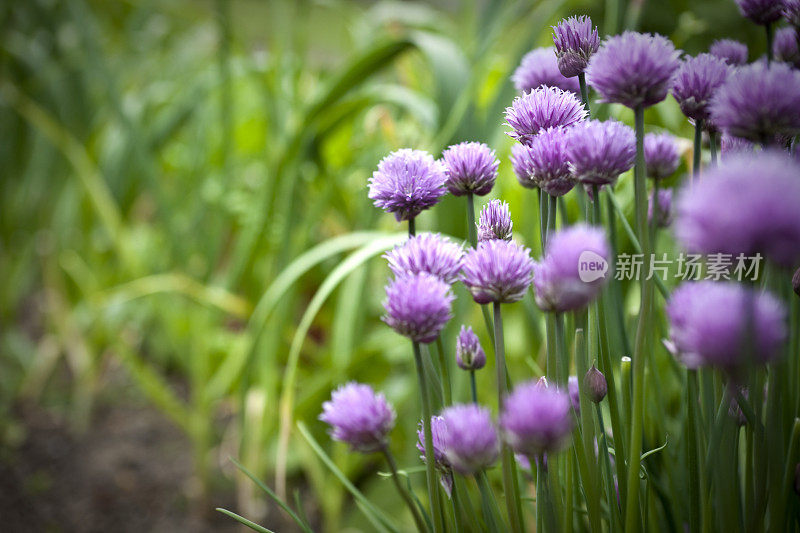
584 364 607 403
456 325 486 371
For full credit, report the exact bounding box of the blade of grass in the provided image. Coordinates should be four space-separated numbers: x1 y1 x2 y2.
216 508 276 533
297 422 399 533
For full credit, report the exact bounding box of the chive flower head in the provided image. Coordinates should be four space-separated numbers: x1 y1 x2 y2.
385 232 464 284
369 149 446 222
461 239 535 304
552 15 601 78
320 382 396 453
512 47 581 94
644 132 681 179
477 200 513 242
585 31 681 109
566 119 636 186
382 272 454 343
441 141 499 197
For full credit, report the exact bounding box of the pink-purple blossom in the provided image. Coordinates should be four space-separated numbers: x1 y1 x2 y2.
369 149 446 222
441 142 499 197
461 239 535 304
382 272 454 343
512 47 581 94
320 382 396 453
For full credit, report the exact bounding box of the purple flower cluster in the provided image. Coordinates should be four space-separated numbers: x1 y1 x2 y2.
709 39 748 66
461 240 535 304
585 31 681 109
441 142 499 197
674 151 800 266
505 86 587 145
456 325 486 371
671 53 730 123
667 282 786 370
518 126 576 196
709 61 800 144
735 0 784 24
320 383 396 453
720 133 754 159
385 232 464 284
477 199 513 243
440 404 500 474
644 133 681 179
512 47 581 94
382 272 454 343
369 149 446 222
533 224 610 313
566 120 636 186
500 380 574 457
552 15 600 77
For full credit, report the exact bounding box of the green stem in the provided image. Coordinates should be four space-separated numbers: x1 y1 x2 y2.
436 337 452 406
548 194 557 239
466 194 496 345
470 370 478 404
466 193 478 247
578 73 591 116
596 402 622 530
573 316 603 531
414 342 444 533
493 302 525 533
686 370 701 533
773 418 800 531
383 448 430 533
409 217 416 237
709 130 718 166
766 22 774 64
624 105 652 533
554 313 568 385
476 472 505 531
693 119 703 181
536 458 559 533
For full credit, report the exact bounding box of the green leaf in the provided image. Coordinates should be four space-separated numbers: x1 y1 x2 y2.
297 422 400 533
216 508 276 533
229 458 314 533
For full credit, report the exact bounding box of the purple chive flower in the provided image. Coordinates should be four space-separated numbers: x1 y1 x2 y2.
505 86 587 145
709 61 800 144
567 376 581 412
368 149 446 222
519 126 577 196
477 199 513 242
440 404 500 474
644 132 681 179
500 380 573 457
735 0 784 24
417 416 449 467
566 120 636 186
648 188 673 228
533 224 610 313
585 31 681 109
461 240 535 304
441 142 499 197
774 27 800 68
786 0 800 26
667 281 786 370
710 39 749 66
385 232 464 284
720 133 754 158
416 416 454 495
456 325 486 370
512 47 581 94
552 15 601 78
671 54 730 123
674 150 800 266
382 272 454 343
320 382 396 453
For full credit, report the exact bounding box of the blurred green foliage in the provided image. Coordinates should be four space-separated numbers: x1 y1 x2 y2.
0 0 765 530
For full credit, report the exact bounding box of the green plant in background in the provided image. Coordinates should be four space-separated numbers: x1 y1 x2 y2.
1 0 796 531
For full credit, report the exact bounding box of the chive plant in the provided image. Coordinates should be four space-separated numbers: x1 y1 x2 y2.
218 8 800 533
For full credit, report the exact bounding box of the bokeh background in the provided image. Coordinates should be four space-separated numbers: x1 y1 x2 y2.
0 0 771 531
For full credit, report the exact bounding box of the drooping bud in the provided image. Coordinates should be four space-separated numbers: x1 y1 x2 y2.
584 364 608 403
